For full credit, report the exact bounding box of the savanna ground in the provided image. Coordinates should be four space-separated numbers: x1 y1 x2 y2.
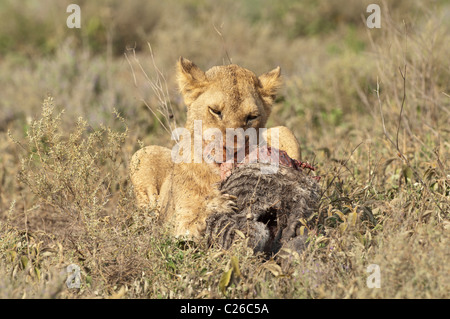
0 0 448 299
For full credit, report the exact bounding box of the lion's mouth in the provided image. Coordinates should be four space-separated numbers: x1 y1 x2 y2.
205 140 251 164
223 136 252 162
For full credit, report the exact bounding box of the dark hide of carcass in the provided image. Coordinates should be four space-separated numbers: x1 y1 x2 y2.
205 162 320 255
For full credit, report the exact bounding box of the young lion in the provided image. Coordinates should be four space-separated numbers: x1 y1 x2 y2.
130 57 301 239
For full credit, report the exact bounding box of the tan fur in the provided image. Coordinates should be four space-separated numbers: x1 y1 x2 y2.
130 57 301 239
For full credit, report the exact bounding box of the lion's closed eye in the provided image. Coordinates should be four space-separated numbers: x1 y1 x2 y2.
245 114 259 125
209 106 223 119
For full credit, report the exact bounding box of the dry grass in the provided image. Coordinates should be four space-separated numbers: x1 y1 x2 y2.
0 0 448 299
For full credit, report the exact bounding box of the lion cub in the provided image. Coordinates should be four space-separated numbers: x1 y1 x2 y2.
130 57 301 239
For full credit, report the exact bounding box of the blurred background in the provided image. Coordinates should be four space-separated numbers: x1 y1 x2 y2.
1 0 448 145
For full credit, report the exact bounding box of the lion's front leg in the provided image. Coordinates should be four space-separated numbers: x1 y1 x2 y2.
169 163 237 239
130 145 173 209
263 126 302 161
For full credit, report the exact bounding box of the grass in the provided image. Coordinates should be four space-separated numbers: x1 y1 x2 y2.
0 0 449 299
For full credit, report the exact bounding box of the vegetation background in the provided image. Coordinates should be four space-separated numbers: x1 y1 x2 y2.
0 0 448 298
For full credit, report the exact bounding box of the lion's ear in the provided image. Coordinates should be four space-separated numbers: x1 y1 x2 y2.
258 66 282 106
177 57 207 106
